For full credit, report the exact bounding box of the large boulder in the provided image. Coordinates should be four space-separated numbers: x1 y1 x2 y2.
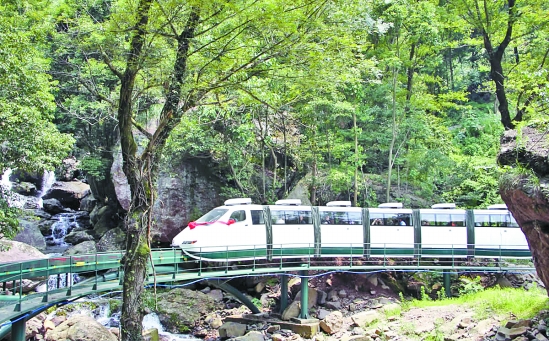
14 218 46 250
0 240 46 263
45 315 117 341
96 227 126 252
498 126 549 294
112 151 223 243
63 241 97 255
155 288 224 333
43 181 91 210
64 230 95 245
42 198 69 214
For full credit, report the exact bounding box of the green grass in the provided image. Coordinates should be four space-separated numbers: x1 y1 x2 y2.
404 285 549 320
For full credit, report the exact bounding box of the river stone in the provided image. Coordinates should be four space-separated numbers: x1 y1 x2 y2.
63 241 97 255
43 198 68 214
320 311 343 334
0 240 46 263
351 310 380 328
234 330 265 341
219 322 247 338
295 287 319 309
156 288 223 333
45 314 117 341
64 230 95 244
281 300 301 321
26 312 46 339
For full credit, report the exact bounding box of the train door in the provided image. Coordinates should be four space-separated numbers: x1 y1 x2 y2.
419 209 467 254
473 211 503 249
500 213 528 250
319 207 363 254
369 208 414 253
270 208 314 255
222 208 256 250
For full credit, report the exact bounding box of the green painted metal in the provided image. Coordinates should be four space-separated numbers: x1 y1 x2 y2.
0 246 535 333
11 318 26 341
207 279 260 314
280 274 288 314
443 272 451 297
300 267 309 319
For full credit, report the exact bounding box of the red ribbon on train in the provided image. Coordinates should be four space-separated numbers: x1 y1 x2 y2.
188 219 236 229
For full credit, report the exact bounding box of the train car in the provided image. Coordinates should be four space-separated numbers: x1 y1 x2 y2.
171 198 531 261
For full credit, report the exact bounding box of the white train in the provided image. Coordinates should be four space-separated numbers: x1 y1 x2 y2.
170 198 530 261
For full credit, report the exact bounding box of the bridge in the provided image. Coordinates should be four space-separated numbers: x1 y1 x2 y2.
0 244 535 341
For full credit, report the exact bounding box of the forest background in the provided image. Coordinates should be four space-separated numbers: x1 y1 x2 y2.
0 0 548 340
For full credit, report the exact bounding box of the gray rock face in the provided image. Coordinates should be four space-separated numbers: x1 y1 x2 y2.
45 315 117 341
498 126 549 294
96 228 126 252
112 151 224 243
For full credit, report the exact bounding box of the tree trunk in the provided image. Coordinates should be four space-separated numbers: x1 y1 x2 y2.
480 0 517 129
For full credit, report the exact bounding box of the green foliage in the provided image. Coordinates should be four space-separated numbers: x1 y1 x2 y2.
79 156 109 181
0 189 20 239
457 276 484 296
0 1 74 174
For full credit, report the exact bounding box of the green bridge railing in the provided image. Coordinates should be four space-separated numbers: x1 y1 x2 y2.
0 243 534 331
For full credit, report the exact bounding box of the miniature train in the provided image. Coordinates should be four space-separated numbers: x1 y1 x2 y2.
171 198 530 261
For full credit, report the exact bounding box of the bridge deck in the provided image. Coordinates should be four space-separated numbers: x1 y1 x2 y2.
0 246 535 328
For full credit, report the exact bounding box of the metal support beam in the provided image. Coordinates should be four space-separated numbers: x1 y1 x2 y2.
280 274 288 314
300 268 309 319
443 272 451 297
11 318 26 341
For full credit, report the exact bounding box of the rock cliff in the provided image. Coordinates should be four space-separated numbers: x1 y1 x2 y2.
498 126 549 294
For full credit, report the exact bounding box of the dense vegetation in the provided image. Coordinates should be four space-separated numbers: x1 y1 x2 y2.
0 0 548 339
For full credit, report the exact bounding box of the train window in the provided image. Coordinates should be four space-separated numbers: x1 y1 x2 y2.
271 210 286 224
229 210 246 222
420 213 464 226
285 211 300 224
321 212 334 224
196 208 228 223
507 214 519 227
251 210 264 225
297 211 311 224
370 213 411 226
348 212 362 225
329 211 362 225
474 214 514 227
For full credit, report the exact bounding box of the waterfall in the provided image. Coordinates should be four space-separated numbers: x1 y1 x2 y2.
38 170 55 208
0 169 13 191
47 213 80 247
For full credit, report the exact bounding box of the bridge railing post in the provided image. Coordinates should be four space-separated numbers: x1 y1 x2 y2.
300 265 309 319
